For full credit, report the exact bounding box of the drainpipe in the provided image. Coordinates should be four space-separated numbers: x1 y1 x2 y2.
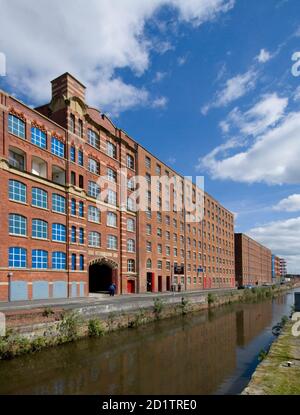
7 272 13 302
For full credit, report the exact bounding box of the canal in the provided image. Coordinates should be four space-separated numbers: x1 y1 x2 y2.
0 290 297 395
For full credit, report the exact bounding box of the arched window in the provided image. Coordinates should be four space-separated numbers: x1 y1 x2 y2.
127 259 135 273
127 239 135 253
146 258 152 269
9 214 27 236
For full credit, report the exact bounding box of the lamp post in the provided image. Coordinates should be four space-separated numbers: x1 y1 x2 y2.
7 272 13 302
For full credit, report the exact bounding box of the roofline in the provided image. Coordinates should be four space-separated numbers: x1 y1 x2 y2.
51 72 86 89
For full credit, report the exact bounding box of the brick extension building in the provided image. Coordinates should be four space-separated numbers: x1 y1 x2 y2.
234 233 272 287
0 73 235 302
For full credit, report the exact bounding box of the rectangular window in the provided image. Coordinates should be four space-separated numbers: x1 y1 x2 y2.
32 250 48 269
9 247 27 268
52 194 66 214
9 214 27 236
9 180 26 203
78 150 84 166
9 149 25 171
78 120 83 138
107 189 117 206
71 226 76 243
79 228 84 244
107 168 117 183
51 137 65 158
8 114 25 139
88 205 100 223
79 201 84 218
31 127 47 149
88 158 100 175
107 141 117 158
127 218 135 232
126 154 134 170
88 129 100 149
70 146 76 162
107 211 117 227
71 254 77 271
79 255 84 271
32 219 48 239
146 241 152 252
52 252 66 270
32 187 47 209
52 223 66 242
88 181 100 198
89 232 101 247
107 235 117 250
71 199 76 215
145 156 151 169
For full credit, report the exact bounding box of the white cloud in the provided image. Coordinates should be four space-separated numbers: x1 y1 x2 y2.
177 55 188 66
294 86 300 102
198 94 300 185
248 217 300 273
201 69 257 114
273 194 300 212
0 0 234 114
167 156 177 164
153 71 167 83
256 48 272 63
221 93 288 136
151 96 168 108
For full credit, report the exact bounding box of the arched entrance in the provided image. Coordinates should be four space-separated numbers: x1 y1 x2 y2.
89 258 118 293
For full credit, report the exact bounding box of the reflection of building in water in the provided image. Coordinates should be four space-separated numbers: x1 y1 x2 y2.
236 301 273 347
0 310 237 395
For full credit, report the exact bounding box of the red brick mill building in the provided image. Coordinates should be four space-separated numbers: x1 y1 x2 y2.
0 73 235 302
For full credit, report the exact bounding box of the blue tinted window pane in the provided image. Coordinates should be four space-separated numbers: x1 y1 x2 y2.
52 252 66 270
32 250 48 269
52 194 66 213
79 255 84 271
51 137 65 158
52 223 66 242
79 228 84 244
32 188 47 209
31 127 47 149
8 114 25 139
71 254 76 271
79 202 84 217
9 180 26 203
71 199 76 215
70 146 76 162
78 150 83 166
71 226 76 243
32 219 48 239
9 214 27 236
9 247 27 268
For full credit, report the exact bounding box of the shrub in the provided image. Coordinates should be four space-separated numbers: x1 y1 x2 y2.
58 311 82 342
42 307 55 318
153 298 164 319
207 293 215 306
179 297 191 315
88 319 105 337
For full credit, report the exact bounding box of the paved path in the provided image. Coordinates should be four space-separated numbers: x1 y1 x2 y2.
0 288 236 313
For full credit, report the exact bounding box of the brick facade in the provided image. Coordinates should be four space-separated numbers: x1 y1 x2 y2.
0 73 236 301
234 233 272 287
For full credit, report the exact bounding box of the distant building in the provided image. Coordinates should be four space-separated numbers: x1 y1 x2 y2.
272 255 281 284
279 258 287 280
235 233 272 287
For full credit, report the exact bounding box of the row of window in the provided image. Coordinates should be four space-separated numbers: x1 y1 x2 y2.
8 247 71 270
9 115 66 158
8 214 122 249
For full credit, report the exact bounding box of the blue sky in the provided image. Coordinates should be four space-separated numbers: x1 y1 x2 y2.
0 0 300 272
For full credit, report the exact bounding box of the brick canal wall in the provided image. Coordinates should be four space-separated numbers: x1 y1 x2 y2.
0 285 296 360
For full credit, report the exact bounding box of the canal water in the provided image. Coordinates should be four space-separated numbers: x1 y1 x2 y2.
0 290 298 395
